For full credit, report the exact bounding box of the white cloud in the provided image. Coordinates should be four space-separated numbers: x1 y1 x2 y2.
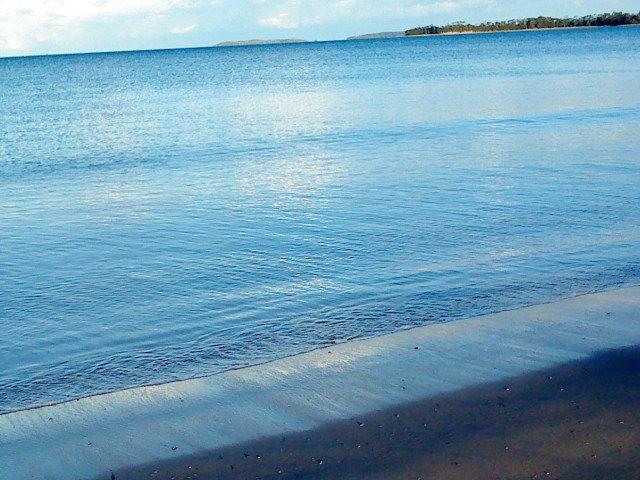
259 12 299 28
0 0 190 51
258 10 325 28
171 23 198 33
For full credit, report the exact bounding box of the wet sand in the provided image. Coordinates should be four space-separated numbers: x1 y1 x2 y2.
113 345 640 480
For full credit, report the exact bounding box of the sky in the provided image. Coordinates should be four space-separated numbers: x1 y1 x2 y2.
1 0 639 57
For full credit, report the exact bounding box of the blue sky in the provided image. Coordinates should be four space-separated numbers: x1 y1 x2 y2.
1 0 639 57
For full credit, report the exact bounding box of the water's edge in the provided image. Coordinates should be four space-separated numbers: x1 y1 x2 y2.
2 286 639 480
0 284 629 417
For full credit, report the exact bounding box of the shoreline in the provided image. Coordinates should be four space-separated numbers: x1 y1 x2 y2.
2 287 639 480
112 345 640 479
409 24 634 37
0 287 624 418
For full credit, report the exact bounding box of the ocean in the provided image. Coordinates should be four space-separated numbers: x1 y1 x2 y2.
1 26 639 413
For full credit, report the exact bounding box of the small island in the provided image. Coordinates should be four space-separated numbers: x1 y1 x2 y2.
406 11 640 36
214 39 307 47
347 32 406 40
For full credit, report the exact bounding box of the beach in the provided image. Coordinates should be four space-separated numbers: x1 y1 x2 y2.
2 287 639 480
114 345 640 480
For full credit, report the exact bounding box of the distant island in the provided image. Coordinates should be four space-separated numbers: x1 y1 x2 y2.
406 11 640 36
347 32 406 40
214 39 307 47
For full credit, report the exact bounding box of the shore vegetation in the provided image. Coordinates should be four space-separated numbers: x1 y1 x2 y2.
405 11 640 36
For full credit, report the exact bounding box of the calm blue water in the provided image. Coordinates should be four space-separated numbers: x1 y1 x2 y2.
1 27 640 412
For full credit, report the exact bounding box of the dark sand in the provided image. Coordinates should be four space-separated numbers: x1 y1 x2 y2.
110 346 640 480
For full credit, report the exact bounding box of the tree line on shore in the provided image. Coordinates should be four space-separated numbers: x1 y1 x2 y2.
405 11 640 36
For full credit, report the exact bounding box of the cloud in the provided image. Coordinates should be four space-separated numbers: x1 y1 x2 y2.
171 23 198 34
257 11 324 28
259 12 299 28
0 0 191 51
